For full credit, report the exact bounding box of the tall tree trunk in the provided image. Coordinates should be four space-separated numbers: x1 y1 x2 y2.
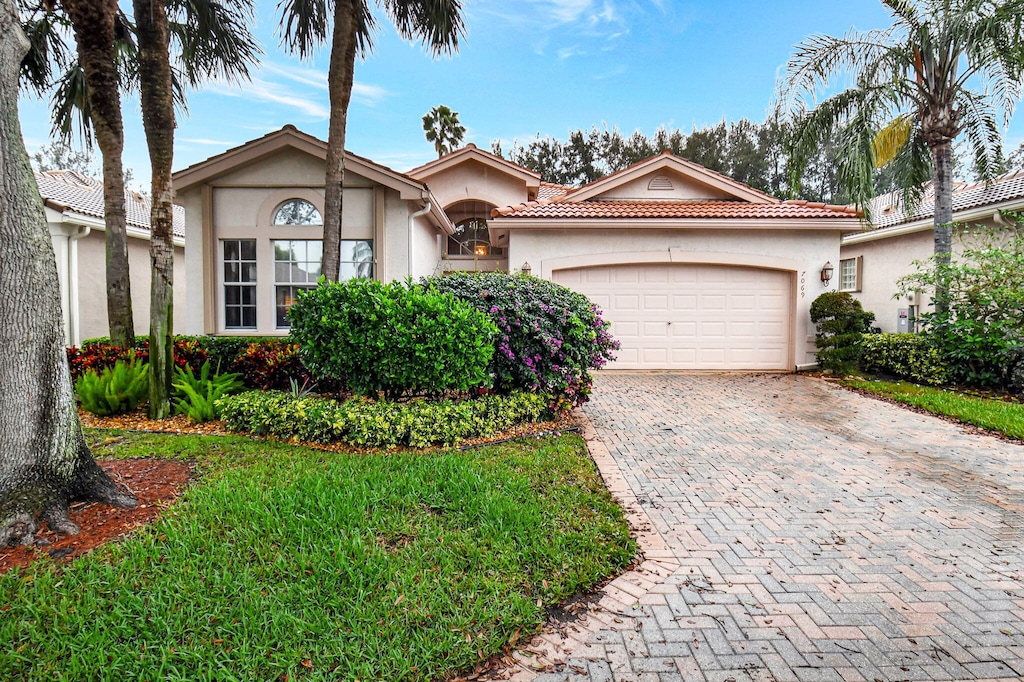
0 1 136 547
321 0 359 282
61 0 135 348
133 0 175 418
931 140 954 312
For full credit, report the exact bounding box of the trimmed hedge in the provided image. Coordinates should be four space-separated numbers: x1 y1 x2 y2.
216 390 549 448
809 292 875 376
287 279 497 397
859 333 950 386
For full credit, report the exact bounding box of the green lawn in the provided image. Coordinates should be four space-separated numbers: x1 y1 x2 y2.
842 379 1024 439
0 430 635 681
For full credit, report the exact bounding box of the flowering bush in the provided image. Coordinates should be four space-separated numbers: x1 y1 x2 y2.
425 272 618 408
287 279 497 398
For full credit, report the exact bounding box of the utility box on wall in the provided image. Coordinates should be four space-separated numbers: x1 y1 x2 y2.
897 308 910 333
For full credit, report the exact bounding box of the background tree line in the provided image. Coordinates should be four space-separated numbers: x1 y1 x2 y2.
492 119 1024 202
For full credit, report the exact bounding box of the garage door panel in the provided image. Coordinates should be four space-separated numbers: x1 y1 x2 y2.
553 263 792 370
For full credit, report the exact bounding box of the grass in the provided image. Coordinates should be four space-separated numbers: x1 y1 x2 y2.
842 379 1024 439
0 430 635 681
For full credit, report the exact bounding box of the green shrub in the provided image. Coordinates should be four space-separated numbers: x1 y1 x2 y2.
216 390 549 448
859 333 951 386
425 272 619 409
287 279 497 398
172 360 245 422
898 224 1024 390
75 358 150 416
809 292 875 375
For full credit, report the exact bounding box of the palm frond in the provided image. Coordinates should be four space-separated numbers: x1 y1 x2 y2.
383 0 464 56
19 12 73 97
957 90 1004 182
276 0 329 58
166 0 262 87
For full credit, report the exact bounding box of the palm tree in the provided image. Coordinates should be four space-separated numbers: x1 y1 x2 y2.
776 0 1024 304
20 1 137 347
278 0 464 281
423 104 465 157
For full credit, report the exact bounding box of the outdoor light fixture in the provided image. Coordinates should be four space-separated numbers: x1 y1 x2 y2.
521 261 532 275
474 244 488 256
820 261 834 286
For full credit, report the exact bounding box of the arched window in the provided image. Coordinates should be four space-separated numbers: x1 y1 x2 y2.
273 199 322 226
448 217 502 257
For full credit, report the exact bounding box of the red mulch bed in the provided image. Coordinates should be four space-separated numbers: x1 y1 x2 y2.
0 458 192 575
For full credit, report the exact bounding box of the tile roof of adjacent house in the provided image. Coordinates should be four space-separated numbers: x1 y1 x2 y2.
492 198 859 220
871 171 1024 228
537 182 572 201
35 170 185 238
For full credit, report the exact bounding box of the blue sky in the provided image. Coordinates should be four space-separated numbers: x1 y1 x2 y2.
18 0 1024 188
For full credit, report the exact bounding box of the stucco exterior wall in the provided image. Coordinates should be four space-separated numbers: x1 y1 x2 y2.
508 227 842 367
419 159 530 210
598 171 735 200
840 221 996 333
74 231 185 343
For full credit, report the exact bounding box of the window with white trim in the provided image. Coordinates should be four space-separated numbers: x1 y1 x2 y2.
223 239 257 329
274 240 322 328
340 239 374 280
839 257 861 292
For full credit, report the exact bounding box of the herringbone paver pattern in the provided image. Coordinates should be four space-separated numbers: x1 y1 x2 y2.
525 373 1024 682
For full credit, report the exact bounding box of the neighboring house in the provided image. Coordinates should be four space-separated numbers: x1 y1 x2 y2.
171 125 454 336
486 152 860 370
38 170 186 346
839 172 1024 332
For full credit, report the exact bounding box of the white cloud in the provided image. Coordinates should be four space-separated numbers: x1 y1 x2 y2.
351 83 389 106
558 45 581 60
206 78 330 119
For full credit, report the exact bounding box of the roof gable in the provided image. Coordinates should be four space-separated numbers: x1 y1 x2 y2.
407 144 541 191
172 125 428 200
563 151 780 205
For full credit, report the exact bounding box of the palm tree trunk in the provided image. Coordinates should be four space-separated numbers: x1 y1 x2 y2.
133 0 175 419
61 0 135 348
0 1 136 546
931 140 954 312
321 0 359 282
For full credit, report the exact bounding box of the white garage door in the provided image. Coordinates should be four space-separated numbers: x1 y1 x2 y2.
554 264 792 370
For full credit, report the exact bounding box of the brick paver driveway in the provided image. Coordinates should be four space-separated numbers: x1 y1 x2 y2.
531 373 1024 682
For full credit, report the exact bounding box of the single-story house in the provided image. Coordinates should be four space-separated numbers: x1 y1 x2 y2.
171 125 454 336
839 172 1024 332
172 125 861 370
38 170 186 346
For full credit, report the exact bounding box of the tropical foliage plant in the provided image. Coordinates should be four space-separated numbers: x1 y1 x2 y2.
423 104 466 156
171 360 244 422
75 358 150 416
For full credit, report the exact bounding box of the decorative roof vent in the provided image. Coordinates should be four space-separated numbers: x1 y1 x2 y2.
648 175 674 191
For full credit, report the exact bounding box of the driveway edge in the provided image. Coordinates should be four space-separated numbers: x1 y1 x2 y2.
493 413 681 680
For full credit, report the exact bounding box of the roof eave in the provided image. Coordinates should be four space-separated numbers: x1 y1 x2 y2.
843 197 1024 245
489 217 860 231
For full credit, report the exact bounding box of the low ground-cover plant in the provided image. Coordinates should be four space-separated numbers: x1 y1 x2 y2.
217 390 549 448
859 333 950 386
1 431 634 681
75 358 150 416
426 272 618 409
842 379 1024 440
288 279 497 398
68 338 208 382
810 292 875 375
172 361 244 422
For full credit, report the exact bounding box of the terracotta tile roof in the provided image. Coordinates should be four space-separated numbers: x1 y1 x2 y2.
871 171 1024 228
537 181 572 201
36 170 185 238
491 198 859 220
